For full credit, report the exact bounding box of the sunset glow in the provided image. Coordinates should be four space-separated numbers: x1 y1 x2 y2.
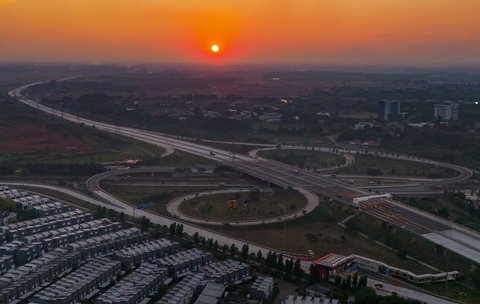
0 0 479 64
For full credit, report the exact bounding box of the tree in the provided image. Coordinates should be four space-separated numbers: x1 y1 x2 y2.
229 244 237 258
294 259 302 276
277 253 284 271
345 274 352 290
241 244 249 261
193 232 199 245
308 264 316 281
169 222 177 237
471 266 480 288
176 224 183 237
352 272 358 288
140 216 151 232
285 259 293 276
358 275 368 288
17 209 38 221
213 240 219 252
256 250 263 263
334 276 342 286
266 251 275 267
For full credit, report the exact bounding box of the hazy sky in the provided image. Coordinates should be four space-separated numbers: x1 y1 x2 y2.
1 0 479 65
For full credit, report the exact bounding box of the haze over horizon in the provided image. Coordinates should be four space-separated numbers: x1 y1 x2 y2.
1 0 479 65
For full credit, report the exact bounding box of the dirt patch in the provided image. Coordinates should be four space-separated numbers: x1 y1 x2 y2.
0 122 85 153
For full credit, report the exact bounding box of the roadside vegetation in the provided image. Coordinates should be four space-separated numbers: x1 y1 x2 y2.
339 155 456 178
345 212 480 303
211 199 438 275
396 191 480 232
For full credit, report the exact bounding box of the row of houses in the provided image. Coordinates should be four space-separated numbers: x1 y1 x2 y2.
201 259 251 285
0 219 122 265
31 257 121 304
0 248 81 304
67 227 146 260
97 263 168 304
113 239 179 269
156 248 214 277
157 273 205 304
1 210 93 241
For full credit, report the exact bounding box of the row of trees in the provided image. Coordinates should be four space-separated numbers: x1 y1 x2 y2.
24 162 105 176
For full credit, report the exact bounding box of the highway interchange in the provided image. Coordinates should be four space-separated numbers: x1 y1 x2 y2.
8 80 480 264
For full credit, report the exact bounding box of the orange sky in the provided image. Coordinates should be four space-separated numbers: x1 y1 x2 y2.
0 0 479 65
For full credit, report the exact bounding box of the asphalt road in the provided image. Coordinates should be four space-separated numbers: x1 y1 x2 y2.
8 80 480 265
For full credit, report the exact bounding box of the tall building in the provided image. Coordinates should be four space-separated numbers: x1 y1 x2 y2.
378 100 401 121
434 103 459 120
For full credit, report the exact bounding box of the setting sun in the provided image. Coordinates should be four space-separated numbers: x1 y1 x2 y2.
211 44 220 53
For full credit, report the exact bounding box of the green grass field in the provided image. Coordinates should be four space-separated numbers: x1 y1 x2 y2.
397 195 480 232
31 136 166 164
346 212 480 303
100 184 216 215
178 189 307 222
339 155 456 178
210 199 443 275
0 101 166 166
258 149 345 169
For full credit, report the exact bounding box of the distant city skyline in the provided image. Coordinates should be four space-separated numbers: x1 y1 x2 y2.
0 0 479 65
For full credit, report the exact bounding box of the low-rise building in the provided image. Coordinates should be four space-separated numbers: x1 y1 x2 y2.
1 210 93 241
352 122 374 130
0 248 80 304
258 112 282 122
0 212 16 226
114 239 178 269
250 276 274 300
0 256 13 275
281 295 339 304
201 259 251 285
156 248 213 277
203 111 222 118
97 263 168 304
31 257 121 304
194 282 225 304
67 227 145 260
157 273 204 304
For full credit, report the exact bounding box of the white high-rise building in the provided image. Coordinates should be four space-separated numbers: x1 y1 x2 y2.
434 103 459 120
